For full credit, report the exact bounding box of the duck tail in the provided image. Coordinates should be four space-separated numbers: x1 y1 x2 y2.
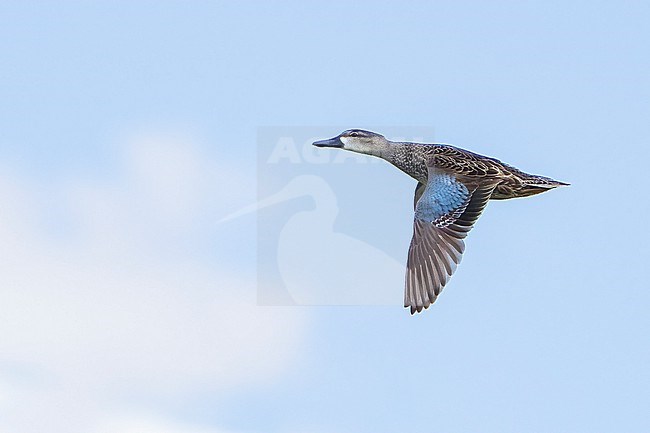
491 174 569 200
517 176 569 197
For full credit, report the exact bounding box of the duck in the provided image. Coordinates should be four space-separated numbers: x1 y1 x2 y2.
313 129 568 314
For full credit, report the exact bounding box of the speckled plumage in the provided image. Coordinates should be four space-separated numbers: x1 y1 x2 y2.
388 142 567 201
313 129 568 314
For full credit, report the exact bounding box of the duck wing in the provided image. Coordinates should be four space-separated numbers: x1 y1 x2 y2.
405 167 497 314
433 145 505 178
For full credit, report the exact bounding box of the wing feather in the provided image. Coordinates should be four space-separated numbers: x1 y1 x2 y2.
405 169 496 314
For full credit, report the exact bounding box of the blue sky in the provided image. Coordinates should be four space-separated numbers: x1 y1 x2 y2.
1 1 649 432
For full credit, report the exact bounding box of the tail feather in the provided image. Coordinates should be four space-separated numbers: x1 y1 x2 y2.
526 178 570 188
492 177 569 200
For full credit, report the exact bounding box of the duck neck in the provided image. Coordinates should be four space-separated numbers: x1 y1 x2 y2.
385 142 428 183
366 139 393 160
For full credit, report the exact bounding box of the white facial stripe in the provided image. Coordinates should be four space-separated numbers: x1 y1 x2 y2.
340 136 351 147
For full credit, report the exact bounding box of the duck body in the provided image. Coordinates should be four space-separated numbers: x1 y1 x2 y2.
386 142 568 201
313 129 568 314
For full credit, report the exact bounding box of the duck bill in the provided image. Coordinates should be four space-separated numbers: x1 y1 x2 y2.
312 136 343 148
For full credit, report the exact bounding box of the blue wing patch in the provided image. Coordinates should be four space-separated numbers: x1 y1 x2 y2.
414 172 471 226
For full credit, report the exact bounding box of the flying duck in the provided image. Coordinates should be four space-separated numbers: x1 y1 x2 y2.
313 129 568 314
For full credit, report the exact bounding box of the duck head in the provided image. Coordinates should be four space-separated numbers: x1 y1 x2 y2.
313 129 389 157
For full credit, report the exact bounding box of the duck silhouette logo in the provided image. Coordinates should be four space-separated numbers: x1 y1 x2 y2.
220 174 404 306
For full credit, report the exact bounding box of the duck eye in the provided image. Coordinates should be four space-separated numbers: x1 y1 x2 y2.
349 131 359 137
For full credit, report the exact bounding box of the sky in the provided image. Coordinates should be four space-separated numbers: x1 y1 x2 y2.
1 1 649 432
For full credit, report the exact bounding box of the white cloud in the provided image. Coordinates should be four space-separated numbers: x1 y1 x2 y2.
0 132 306 432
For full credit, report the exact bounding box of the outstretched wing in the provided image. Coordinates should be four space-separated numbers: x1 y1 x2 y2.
405 168 496 314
